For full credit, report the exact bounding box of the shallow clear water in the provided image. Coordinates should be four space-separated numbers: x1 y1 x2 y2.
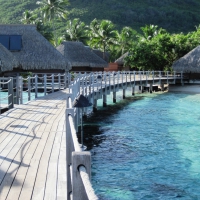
83 89 200 200
0 91 44 105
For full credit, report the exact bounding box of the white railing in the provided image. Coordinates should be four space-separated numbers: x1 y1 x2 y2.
65 70 184 200
0 77 14 114
66 92 98 200
0 73 72 113
0 71 183 114
69 71 182 98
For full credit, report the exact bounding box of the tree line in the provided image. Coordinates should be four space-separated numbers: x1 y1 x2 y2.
20 0 200 71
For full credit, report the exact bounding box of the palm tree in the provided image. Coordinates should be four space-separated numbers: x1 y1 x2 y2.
20 10 38 24
20 9 54 43
115 26 138 57
88 19 117 59
36 0 69 46
34 19 54 43
63 18 89 44
140 24 167 41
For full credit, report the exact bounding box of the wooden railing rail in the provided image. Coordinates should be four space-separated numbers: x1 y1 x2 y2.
65 70 183 200
0 71 183 114
0 77 13 113
66 93 98 200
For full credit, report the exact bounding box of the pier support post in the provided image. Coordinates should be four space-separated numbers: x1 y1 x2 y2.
139 85 143 93
93 99 97 112
139 86 141 92
149 84 153 93
113 92 116 103
103 94 107 107
160 83 164 91
123 89 126 99
132 86 135 96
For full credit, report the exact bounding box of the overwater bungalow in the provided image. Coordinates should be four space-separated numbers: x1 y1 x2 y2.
104 52 131 72
115 52 130 71
92 49 109 62
172 45 200 80
56 41 108 72
0 25 69 76
0 43 18 74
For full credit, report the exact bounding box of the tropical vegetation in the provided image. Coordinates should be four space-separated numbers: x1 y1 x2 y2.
2 0 200 71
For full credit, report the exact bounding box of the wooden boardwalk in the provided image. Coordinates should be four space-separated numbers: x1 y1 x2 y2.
0 90 68 200
0 71 184 200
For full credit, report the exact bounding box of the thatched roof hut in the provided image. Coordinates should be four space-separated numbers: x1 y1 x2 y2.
0 25 69 72
172 45 200 73
115 52 129 65
0 43 18 73
56 42 108 71
92 49 109 62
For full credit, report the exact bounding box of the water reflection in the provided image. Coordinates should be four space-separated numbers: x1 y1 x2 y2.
77 96 144 150
82 92 200 200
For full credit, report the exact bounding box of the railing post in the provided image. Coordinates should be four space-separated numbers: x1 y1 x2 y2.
89 73 92 97
167 71 169 85
16 75 20 104
44 74 47 95
109 72 111 90
28 76 31 101
8 77 14 109
174 71 176 84
35 75 38 98
159 71 161 85
69 73 71 86
152 71 154 85
72 152 91 200
146 71 148 85
19 76 23 104
52 74 54 93
66 108 75 200
117 71 119 86
64 73 67 89
122 71 124 84
181 71 184 85
113 72 115 91
58 73 61 90
126 71 127 84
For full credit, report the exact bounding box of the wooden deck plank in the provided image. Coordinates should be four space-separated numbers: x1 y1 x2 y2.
44 119 65 200
0 90 68 200
19 108 64 199
0 105 48 167
57 131 67 200
31 108 65 200
5 107 53 200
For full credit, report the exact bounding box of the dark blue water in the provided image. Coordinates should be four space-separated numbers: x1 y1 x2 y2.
83 89 200 200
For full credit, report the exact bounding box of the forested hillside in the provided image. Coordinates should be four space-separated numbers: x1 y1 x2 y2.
0 0 200 34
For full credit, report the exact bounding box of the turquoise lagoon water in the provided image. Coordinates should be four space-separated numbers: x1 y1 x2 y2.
83 89 200 200
0 91 44 105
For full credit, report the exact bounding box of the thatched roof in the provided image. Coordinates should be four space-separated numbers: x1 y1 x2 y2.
56 42 108 68
0 43 18 72
0 25 69 71
172 45 200 73
115 52 129 65
92 49 109 62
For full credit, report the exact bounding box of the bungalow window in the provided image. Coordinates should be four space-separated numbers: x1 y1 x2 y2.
0 35 22 51
0 35 9 49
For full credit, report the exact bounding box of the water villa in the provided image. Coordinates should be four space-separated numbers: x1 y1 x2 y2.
56 41 108 72
0 25 69 76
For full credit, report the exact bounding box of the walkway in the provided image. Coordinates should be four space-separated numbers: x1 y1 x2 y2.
0 89 68 200
0 71 185 200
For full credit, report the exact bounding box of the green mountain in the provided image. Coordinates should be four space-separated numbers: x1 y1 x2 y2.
0 0 200 35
